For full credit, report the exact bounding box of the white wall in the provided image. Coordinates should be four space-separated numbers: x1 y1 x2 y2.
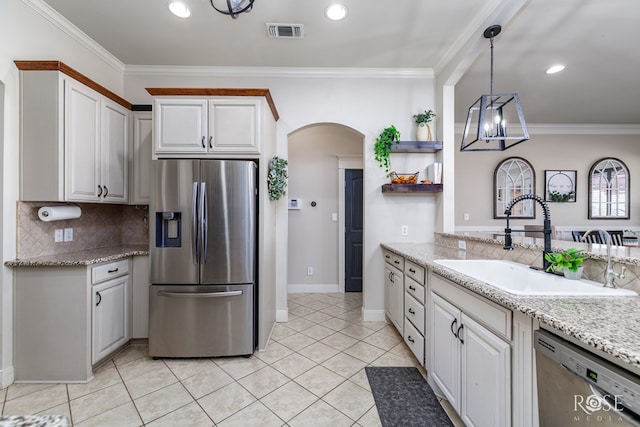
454 131 640 233
125 71 437 320
287 123 363 292
0 0 125 387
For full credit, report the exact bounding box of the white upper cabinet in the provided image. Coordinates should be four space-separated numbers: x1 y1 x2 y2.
65 80 129 203
149 89 279 158
154 99 208 153
208 99 259 154
130 111 152 204
17 61 131 204
154 98 260 156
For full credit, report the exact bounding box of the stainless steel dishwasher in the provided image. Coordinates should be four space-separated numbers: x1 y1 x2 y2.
535 329 640 426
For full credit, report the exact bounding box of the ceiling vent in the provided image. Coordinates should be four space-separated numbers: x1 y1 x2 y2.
266 23 304 39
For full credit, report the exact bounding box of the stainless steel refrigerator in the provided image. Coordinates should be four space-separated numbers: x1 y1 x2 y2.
148 159 257 358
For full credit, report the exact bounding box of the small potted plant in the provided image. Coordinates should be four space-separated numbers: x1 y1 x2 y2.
374 125 401 174
413 109 435 141
544 247 585 279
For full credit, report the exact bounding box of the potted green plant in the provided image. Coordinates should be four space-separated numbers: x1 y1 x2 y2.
413 110 435 141
544 247 585 279
374 125 401 174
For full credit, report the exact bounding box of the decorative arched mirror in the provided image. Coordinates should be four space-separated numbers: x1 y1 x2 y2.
588 158 629 219
494 157 536 219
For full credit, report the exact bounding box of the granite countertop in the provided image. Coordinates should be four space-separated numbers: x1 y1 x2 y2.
5 244 149 267
382 242 640 373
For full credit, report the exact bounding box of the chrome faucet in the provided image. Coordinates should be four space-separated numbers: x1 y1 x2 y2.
503 194 552 271
581 228 626 287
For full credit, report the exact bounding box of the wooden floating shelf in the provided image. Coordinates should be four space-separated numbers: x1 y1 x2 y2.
382 183 443 193
390 141 443 153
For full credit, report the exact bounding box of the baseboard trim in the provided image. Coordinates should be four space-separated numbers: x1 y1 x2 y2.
0 365 14 388
362 309 386 322
276 309 289 323
287 283 340 293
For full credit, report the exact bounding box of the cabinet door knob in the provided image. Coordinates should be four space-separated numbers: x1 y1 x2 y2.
408 308 415 315
97 185 103 197
208 136 213 149
409 285 416 291
409 268 416 273
457 324 465 344
201 136 205 148
96 291 102 306
450 318 458 338
107 268 119 273
103 186 108 197
407 336 415 343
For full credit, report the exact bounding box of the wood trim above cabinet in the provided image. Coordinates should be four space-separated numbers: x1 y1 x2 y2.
145 87 280 122
14 60 133 110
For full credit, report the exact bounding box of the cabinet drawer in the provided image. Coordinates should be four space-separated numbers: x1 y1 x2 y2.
404 318 424 364
405 292 425 334
404 260 425 285
383 250 404 270
405 276 425 305
92 260 129 284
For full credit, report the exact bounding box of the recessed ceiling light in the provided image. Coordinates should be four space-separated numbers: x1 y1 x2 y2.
325 3 348 21
546 65 565 74
169 1 191 18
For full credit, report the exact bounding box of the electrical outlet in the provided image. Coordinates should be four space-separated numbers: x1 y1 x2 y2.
401 225 409 236
64 228 73 242
458 240 467 250
463 213 470 221
307 266 313 276
54 229 63 243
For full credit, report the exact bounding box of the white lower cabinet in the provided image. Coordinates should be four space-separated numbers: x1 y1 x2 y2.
430 274 511 427
92 260 130 364
384 251 404 333
92 275 129 363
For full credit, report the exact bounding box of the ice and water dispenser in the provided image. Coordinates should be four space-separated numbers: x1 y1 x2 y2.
155 212 182 247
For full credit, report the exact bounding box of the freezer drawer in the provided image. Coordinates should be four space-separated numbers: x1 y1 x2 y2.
149 284 254 358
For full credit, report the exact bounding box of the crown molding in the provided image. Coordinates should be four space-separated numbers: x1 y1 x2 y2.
124 65 434 79
455 123 640 135
21 0 124 73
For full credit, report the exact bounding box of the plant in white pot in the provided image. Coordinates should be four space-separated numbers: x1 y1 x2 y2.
544 247 585 279
413 110 435 141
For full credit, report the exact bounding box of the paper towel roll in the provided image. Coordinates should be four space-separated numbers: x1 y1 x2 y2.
38 206 82 222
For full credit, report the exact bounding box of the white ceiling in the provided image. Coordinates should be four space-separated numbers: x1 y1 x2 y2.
41 0 640 125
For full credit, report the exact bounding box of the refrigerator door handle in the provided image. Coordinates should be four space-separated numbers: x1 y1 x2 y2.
158 290 243 298
200 182 208 263
192 182 199 263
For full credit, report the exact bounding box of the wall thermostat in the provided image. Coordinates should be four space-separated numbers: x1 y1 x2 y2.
288 198 302 210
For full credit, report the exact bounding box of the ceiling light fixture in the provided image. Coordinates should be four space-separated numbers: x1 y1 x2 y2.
209 0 255 19
326 4 348 20
460 25 529 152
546 64 565 74
168 1 191 18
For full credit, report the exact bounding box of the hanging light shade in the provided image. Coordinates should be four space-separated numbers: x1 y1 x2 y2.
460 25 529 152
209 0 255 19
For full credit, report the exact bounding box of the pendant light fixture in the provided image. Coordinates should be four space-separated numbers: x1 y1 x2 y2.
209 0 255 19
460 25 529 152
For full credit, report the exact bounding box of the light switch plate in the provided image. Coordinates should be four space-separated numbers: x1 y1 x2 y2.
64 228 73 242
54 229 63 243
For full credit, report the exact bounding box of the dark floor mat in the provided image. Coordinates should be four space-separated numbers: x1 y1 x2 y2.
365 366 453 427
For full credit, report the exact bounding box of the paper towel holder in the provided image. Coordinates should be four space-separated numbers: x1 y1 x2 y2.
38 205 82 222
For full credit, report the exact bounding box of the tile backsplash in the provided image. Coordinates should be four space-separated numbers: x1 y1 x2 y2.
17 202 148 259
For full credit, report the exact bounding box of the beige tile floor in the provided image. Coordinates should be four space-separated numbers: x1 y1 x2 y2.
1 292 462 426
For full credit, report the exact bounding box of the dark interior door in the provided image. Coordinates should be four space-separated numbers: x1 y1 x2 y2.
345 169 363 292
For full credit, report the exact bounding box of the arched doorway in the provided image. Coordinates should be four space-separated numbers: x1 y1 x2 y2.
286 123 364 294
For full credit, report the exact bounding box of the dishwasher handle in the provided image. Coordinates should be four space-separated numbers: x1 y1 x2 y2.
158 290 243 298
588 383 640 426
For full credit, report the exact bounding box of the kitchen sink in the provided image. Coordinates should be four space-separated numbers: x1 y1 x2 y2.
433 259 637 296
